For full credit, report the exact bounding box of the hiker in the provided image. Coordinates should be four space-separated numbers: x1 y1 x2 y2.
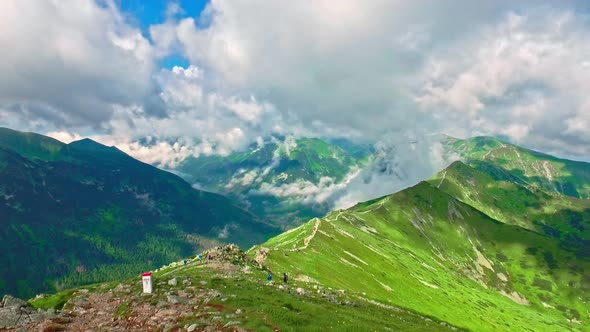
183 259 187 265
267 272 272 283
283 272 288 284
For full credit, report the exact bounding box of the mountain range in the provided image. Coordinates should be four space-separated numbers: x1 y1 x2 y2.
0 127 277 298
174 136 372 228
0 128 589 331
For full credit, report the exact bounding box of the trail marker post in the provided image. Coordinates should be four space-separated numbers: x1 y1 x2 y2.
142 272 153 293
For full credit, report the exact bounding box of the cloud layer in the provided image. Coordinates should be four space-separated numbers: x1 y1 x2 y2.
3 0 590 183
0 0 161 131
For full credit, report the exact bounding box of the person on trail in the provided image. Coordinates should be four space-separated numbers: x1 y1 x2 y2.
267 273 273 283
283 273 288 284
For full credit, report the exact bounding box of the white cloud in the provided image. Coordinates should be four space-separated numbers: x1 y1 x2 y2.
5 0 590 206
414 9 590 155
333 134 450 209
251 169 362 206
0 0 160 128
46 131 83 144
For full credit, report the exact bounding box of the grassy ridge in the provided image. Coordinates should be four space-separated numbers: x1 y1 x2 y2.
447 136 590 199
428 161 590 255
29 255 458 331
255 162 590 331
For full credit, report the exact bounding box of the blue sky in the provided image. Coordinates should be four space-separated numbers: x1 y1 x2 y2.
119 0 208 28
119 0 209 68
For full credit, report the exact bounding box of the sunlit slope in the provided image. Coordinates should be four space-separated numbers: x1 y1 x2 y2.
254 163 590 331
429 161 590 257
447 136 590 199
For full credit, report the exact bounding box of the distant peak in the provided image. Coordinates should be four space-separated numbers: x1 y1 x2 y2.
72 137 96 143
69 138 103 147
68 138 123 154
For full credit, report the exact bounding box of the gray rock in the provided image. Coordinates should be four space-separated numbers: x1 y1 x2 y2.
187 323 198 332
1 295 26 309
296 287 305 296
0 305 56 328
168 278 178 286
166 294 188 304
0 295 58 328
0 307 20 328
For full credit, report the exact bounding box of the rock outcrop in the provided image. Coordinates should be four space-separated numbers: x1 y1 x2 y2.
0 295 55 328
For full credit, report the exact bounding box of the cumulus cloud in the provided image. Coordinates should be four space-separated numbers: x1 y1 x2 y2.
0 0 162 130
414 9 590 156
99 65 290 167
5 0 590 207
130 0 590 164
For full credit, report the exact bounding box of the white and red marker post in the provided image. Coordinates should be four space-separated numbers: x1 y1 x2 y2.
142 272 153 293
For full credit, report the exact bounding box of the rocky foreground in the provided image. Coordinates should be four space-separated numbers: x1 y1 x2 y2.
0 245 458 332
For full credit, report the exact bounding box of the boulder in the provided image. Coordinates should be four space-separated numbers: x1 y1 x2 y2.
0 296 56 329
254 247 270 267
203 244 248 265
1 295 26 309
0 307 20 328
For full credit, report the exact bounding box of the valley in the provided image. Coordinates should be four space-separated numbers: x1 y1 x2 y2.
1 129 589 331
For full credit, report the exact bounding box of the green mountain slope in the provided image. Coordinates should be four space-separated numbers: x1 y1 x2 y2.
446 136 590 199
253 161 590 331
429 161 589 258
176 137 370 227
0 127 278 298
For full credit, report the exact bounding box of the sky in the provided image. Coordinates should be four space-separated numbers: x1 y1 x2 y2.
3 0 590 170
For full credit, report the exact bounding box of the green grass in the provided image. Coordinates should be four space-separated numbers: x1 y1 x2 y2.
115 300 132 318
29 289 76 311
145 260 458 331
255 169 590 331
29 258 458 331
446 136 590 199
27 158 589 331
